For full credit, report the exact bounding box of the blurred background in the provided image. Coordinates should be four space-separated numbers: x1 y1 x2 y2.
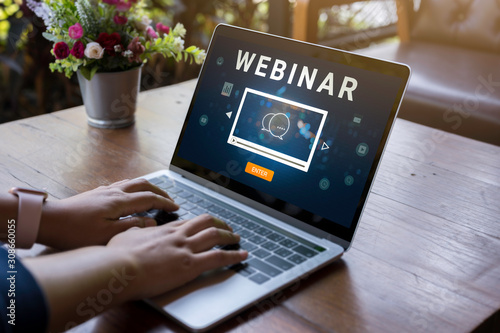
0 0 398 124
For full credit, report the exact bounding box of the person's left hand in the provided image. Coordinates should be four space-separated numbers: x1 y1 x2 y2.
37 179 179 250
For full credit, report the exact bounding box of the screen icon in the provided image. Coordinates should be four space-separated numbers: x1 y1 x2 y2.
352 114 363 125
261 112 290 140
221 82 233 97
319 178 330 190
356 143 369 157
199 115 208 126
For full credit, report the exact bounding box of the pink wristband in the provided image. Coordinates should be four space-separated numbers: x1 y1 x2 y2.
9 187 48 249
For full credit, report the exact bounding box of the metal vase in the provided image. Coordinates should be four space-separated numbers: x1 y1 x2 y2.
77 65 142 129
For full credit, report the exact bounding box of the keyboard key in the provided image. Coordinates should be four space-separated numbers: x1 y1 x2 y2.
181 202 196 211
207 205 224 214
275 248 293 258
240 241 258 252
279 239 298 248
175 208 188 216
174 198 187 205
262 241 280 252
253 248 271 259
241 220 259 230
177 191 193 199
191 207 205 216
198 200 213 209
218 209 235 219
249 273 270 284
267 233 285 242
229 215 246 225
288 254 307 265
248 235 267 245
188 195 203 203
293 245 318 258
266 255 295 271
254 227 273 237
238 229 254 239
247 258 282 277
230 263 256 277
168 187 184 194
149 177 163 185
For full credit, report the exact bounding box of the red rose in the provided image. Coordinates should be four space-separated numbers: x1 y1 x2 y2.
53 41 70 59
70 41 85 59
113 14 128 25
96 32 122 56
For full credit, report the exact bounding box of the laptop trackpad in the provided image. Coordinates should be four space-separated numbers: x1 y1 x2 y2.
150 268 265 331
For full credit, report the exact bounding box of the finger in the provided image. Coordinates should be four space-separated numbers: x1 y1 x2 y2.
117 191 179 217
189 227 240 253
118 178 174 201
108 179 131 186
194 249 248 272
181 214 232 237
114 216 157 231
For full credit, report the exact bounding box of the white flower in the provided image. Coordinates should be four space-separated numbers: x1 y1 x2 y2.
122 50 133 58
135 15 152 32
173 23 186 38
172 37 185 53
84 42 104 59
114 44 123 53
26 0 54 28
195 50 206 65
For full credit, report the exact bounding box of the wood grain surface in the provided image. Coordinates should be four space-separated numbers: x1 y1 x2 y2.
1 80 499 333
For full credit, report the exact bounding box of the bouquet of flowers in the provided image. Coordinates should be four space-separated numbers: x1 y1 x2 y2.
27 0 206 80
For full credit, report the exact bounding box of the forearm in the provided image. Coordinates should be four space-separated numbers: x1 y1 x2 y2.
23 246 139 332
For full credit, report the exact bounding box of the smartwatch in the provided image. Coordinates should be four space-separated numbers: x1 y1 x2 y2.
9 187 48 249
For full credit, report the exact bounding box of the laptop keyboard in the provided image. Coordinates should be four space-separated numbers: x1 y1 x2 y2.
141 176 325 285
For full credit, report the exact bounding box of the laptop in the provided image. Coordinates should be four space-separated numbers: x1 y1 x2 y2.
141 24 410 331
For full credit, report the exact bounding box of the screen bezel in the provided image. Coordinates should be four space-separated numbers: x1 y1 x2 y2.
170 24 410 247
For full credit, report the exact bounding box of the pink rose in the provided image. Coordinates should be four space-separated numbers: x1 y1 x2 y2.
53 41 70 59
70 41 85 59
68 22 83 39
127 37 145 63
116 0 131 12
102 0 119 4
113 14 128 25
146 26 158 39
156 23 170 36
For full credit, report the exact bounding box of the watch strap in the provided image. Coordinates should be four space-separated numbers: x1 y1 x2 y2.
9 188 48 249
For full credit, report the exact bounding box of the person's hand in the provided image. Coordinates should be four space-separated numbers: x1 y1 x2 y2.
37 179 179 250
107 214 248 299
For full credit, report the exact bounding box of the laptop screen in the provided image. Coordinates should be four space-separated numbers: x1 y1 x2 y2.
172 24 410 244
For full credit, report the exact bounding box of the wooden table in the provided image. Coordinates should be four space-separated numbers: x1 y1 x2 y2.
1 80 499 332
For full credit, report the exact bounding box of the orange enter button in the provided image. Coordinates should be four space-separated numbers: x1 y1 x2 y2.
245 162 274 182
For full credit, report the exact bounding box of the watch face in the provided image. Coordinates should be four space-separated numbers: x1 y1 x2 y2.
9 187 48 200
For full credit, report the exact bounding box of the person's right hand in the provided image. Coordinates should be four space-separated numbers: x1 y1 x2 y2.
107 214 248 299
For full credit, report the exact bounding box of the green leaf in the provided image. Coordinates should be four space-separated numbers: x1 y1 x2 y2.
89 66 99 80
80 66 91 80
185 46 196 53
42 32 60 42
